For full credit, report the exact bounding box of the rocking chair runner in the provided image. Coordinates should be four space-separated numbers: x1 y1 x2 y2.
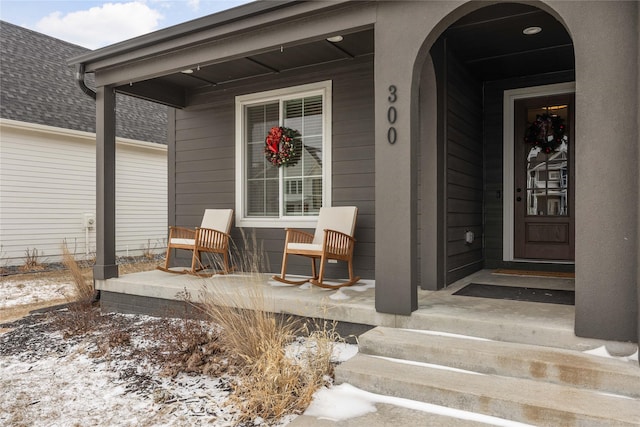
272 206 360 288
158 209 233 276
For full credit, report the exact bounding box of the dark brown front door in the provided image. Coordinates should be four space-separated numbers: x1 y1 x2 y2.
514 94 575 261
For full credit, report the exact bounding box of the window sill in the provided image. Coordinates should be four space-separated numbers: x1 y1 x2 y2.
236 217 319 229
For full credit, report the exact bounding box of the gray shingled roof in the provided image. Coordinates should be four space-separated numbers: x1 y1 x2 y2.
0 21 167 144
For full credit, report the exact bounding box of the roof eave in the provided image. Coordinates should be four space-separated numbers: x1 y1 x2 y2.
66 0 299 67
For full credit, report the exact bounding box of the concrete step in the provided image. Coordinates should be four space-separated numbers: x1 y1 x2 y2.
291 403 496 427
407 297 615 352
358 327 640 399
335 353 640 427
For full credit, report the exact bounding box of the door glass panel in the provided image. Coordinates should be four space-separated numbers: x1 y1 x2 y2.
524 104 569 216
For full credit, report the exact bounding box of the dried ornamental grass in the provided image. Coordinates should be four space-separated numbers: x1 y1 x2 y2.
198 230 339 424
61 241 94 305
51 241 99 337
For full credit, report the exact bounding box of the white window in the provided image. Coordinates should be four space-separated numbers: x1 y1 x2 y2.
235 81 332 227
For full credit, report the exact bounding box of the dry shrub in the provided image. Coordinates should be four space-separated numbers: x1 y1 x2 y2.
199 230 338 424
150 317 233 378
53 242 98 336
107 329 132 347
229 323 339 423
298 319 344 378
92 328 132 359
20 248 45 272
200 286 299 365
61 242 94 306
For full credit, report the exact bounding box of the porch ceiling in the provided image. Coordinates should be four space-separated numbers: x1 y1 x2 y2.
442 3 574 81
116 29 374 107
113 3 572 107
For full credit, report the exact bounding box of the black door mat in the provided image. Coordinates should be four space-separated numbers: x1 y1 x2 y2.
453 283 575 305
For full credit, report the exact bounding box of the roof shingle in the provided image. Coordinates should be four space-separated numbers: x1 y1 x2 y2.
0 21 167 144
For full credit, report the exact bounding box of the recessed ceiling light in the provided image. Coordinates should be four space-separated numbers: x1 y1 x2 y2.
181 69 194 74
523 26 542 35
326 35 343 43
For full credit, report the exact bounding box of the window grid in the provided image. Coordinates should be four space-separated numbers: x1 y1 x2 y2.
246 102 279 217
283 95 323 216
238 82 330 225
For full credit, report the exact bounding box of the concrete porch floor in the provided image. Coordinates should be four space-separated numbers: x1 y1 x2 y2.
98 268 634 353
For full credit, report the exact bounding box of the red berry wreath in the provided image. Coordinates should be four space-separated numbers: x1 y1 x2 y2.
265 126 301 167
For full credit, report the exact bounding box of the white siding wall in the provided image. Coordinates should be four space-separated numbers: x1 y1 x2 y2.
0 119 167 266
116 138 168 258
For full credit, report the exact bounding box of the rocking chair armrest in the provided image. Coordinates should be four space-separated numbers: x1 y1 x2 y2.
168 226 196 239
195 227 231 249
322 229 356 256
284 228 314 244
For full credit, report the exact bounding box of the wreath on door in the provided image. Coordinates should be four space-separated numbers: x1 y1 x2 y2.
264 126 301 167
524 113 568 154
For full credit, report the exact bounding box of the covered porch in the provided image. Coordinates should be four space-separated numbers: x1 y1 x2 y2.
68 0 639 347
96 269 619 352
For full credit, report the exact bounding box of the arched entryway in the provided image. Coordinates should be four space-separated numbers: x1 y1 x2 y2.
417 2 576 291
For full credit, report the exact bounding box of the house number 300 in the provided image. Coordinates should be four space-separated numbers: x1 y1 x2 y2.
387 85 397 144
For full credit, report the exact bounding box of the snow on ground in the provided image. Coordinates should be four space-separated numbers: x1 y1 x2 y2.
583 346 639 363
2 353 182 426
3 274 638 426
0 307 364 426
0 277 74 309
2 308 535 427
304 383 537 426
0 312 248 426
0 271 363 427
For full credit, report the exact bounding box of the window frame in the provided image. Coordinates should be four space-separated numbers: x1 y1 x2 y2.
235 80 332 228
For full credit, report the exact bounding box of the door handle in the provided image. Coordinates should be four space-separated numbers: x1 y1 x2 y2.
516 188 522 202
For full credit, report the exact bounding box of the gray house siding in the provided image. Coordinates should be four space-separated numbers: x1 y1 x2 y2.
443 49 484 284
169 57 375 279
431 42 576 284
428 39 484 286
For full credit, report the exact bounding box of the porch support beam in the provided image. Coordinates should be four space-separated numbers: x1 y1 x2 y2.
94 85 118 281
373 4 421 316
569 1 638 343
371 0 469 315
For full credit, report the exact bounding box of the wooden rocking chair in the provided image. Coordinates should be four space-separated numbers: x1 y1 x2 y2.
157 209 233 276
272 206 360 289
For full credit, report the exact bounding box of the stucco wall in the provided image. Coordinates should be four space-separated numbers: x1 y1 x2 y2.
374 0 470 314
559 0 639 341
372 0 639 339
